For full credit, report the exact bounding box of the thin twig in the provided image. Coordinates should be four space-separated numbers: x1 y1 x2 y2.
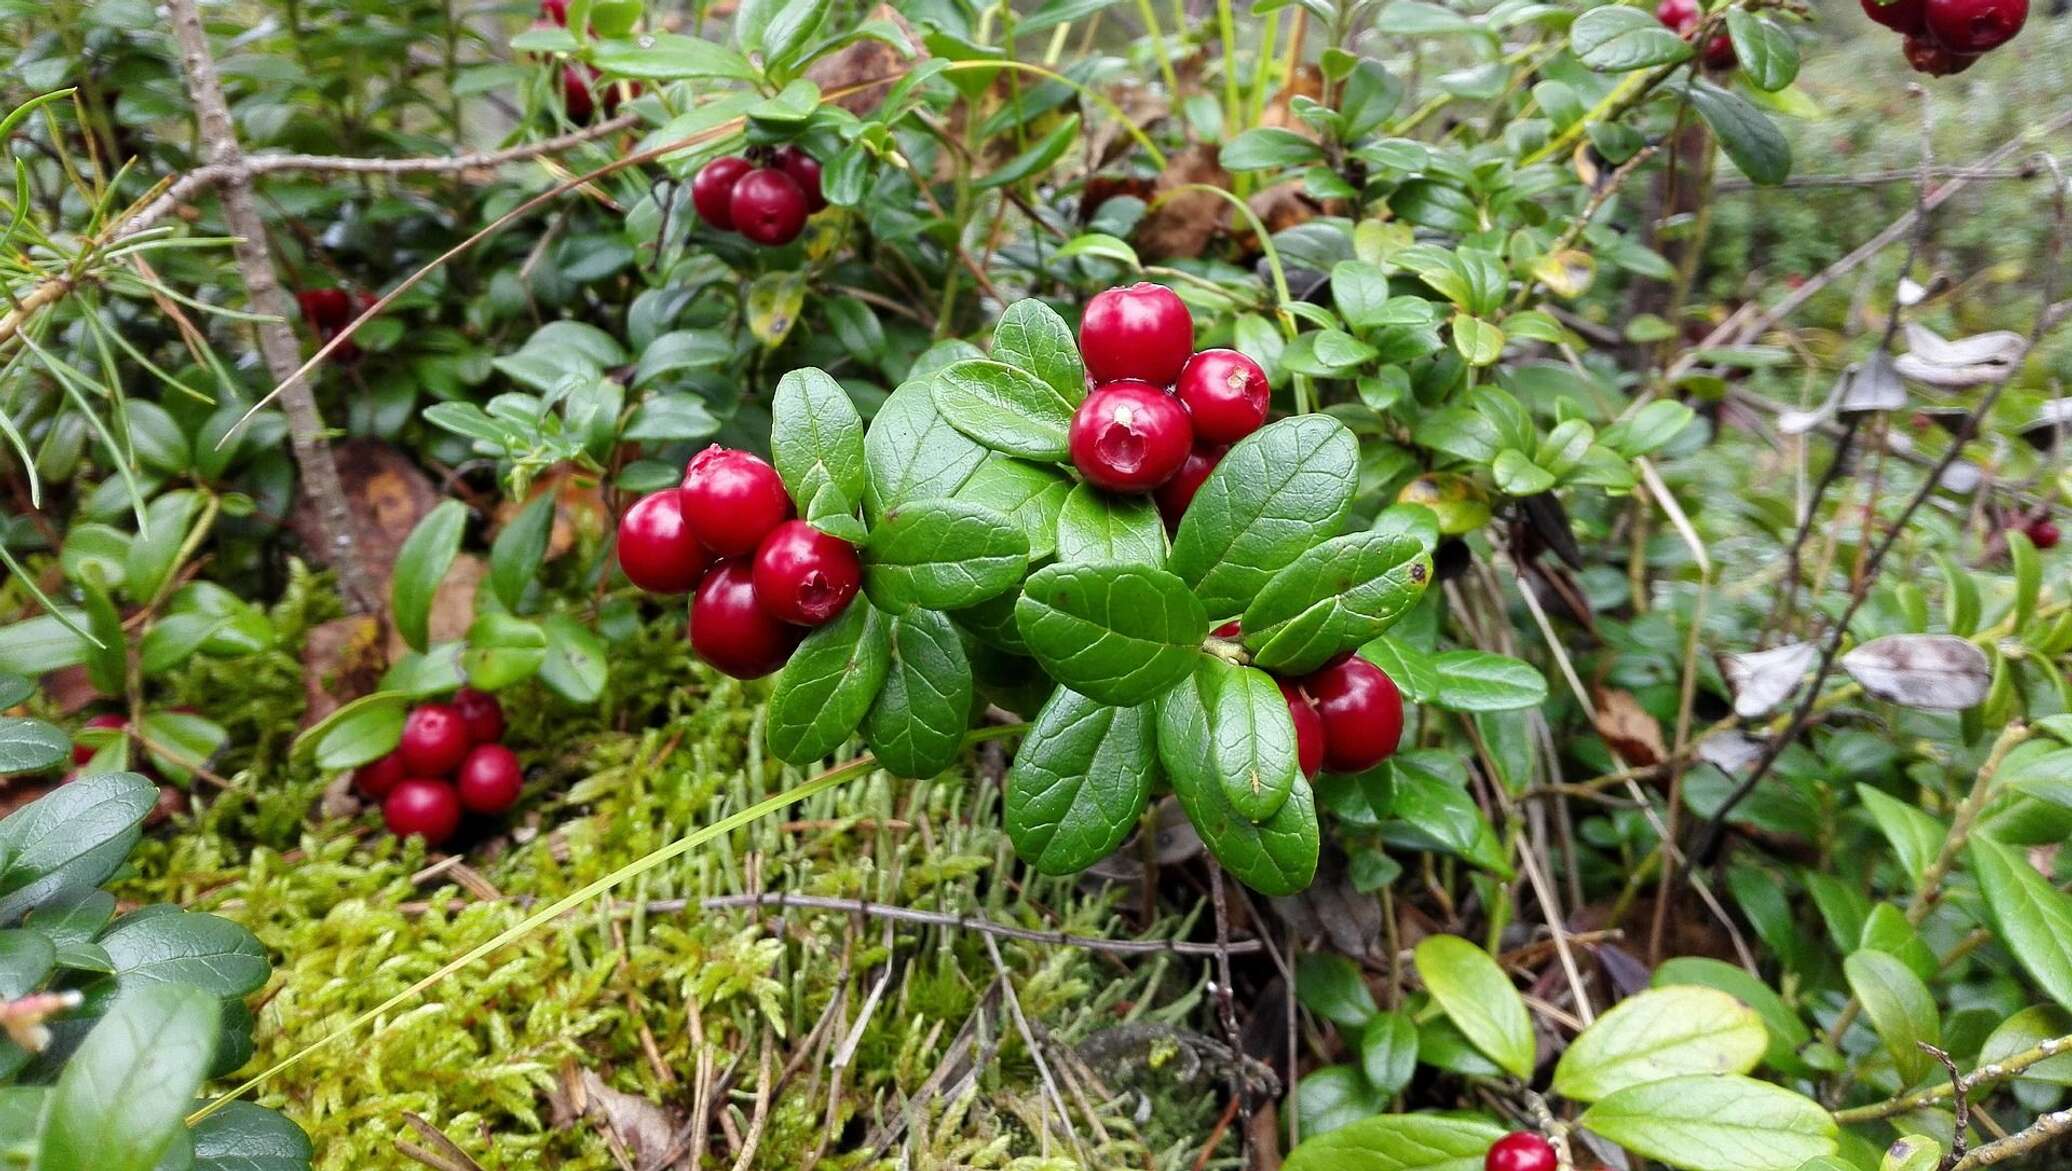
983 932 1085 1160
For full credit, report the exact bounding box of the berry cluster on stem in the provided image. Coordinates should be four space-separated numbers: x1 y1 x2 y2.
692 148 825 247
357 688 521 846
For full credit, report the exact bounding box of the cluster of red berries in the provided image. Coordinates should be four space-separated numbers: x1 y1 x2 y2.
296 288 376 362
1213 624 1406 778
1653 0 1737 69
1070 284 1271 529
691 150 826 247
1860 0 2025 74
1485 1133 1557 1171
616 446 861 679
355 689 520 846
535 0 632 121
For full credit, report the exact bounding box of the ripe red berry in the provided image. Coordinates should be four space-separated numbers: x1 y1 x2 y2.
355 752 408 801
562 64 599 123
296 289 352 331
1175 350 1270 444
1485 1133 1557 1171
398 703 472 776
1301 654 1406 774
2028 518 2061 549
681 447 794 555
1154 445 1225 529
383 779 462 846
1862 0 1927 32
1655 0 1700 33
752 521 862 626
617 489 712 594
1070 381 1195 494
690 561 800 679
773 145 826 213
540 0 568 25
73 713 127 765
455 744 524 814
452 687 506 744
729 168 810 246
1903 32 1981 71
1079 284 1195 387
1211 621 1243 639
1701 31 1736 68
693 156 754 231
1280 683 1324 779
1922 0 2026 52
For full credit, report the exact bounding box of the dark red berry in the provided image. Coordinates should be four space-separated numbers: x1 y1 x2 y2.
1070 381 1195 494
398 703 472 777
1154 445 1225 529
693 156 753 231
1281 683 1324 779
1862 0 1927 32
562 64 599 123
2028 518 2061 549
1701 32 1736 68
540 0 568 25
1175 350 1270 444
73 713 127 765
452 687 506 744
383 779 462 845
355 752 408 801
617 489 712 594
773 145 826 213
1301 654 1406 774
1655 0 1699 33
297 289 352 331
681 447 794 555
1922 0 2025 51
690 561 800 679
455 744 524 814
1485 1133 1557 1171
1079 284 1195 387
729 168 809 246
1211 621 1243 639
752 521 861 627
1903 32 1980 71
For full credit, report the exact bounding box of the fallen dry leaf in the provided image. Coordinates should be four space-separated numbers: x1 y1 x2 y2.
1591 687 1667 767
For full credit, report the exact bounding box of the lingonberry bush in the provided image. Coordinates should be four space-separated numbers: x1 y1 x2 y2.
2 0 2070 1163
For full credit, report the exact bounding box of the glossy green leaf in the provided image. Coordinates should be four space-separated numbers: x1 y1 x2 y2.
1570 4 1694 70
0 773 156 924
1360 1011 1420 1094
1725 10 1798 91
1295 1064 1387 1138
1971 834 2072 1012
1055 484 1166 567
189 1102 314 1171
1554 986 1766 1102
1158 658 1299 823
0 716 69 775
1688 80 1791 186
539 614 609 704
931 359 1076 461
991 298 1085 411
1428 651 1547 711
1651 956 1812 1073
772 367 868 517
863 379 990 524
1295 952 1377 1028
487 492 555 614
1843 949 1939 1084
1172 752 1318 897
299 692 406 771
767 601 891 765
39 984 221 1171
1242 531 1431 674
461 613 548 690
1576 1075 1837 1171
1171 415 1359 618
863 499 1029 612
99 909 268 997
1004 688 1155 874
0 929 55 999
1283 1114 1506 1171
860 608 974 779
1016 561 1207 706
1413 935 1534 1079
954 458 1071 563
390 500 467 653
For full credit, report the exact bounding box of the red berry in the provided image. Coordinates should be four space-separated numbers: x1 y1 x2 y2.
398 704 472 776
1211 621 1243 638
297 289 351 331
690 561 800 679
383 779 462 846
355 752 408 801
1862 0 1927 32
452 687 506 744
1922 0 2025 51
1655 0 1700 33
692 155 753 231
1154 445 1225 529
1070 381 1195 494
540 0 568 24
1903 32 1981 71
681 447 794 555
562 64 599 123
773 145 826 213
1300 654 1405 774
752 521 862 626
73 713 127 765
729 168 809 246
1080 284 1195 386
2028 519 2061 549
617 489 712 594
1485 1133 1556 1171
1280 683 1324 779
1701 31 1736 68
455 744 524 814
1175 350 1270 444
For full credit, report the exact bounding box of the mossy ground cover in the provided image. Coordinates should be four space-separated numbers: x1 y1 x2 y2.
114 582 1232 1169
